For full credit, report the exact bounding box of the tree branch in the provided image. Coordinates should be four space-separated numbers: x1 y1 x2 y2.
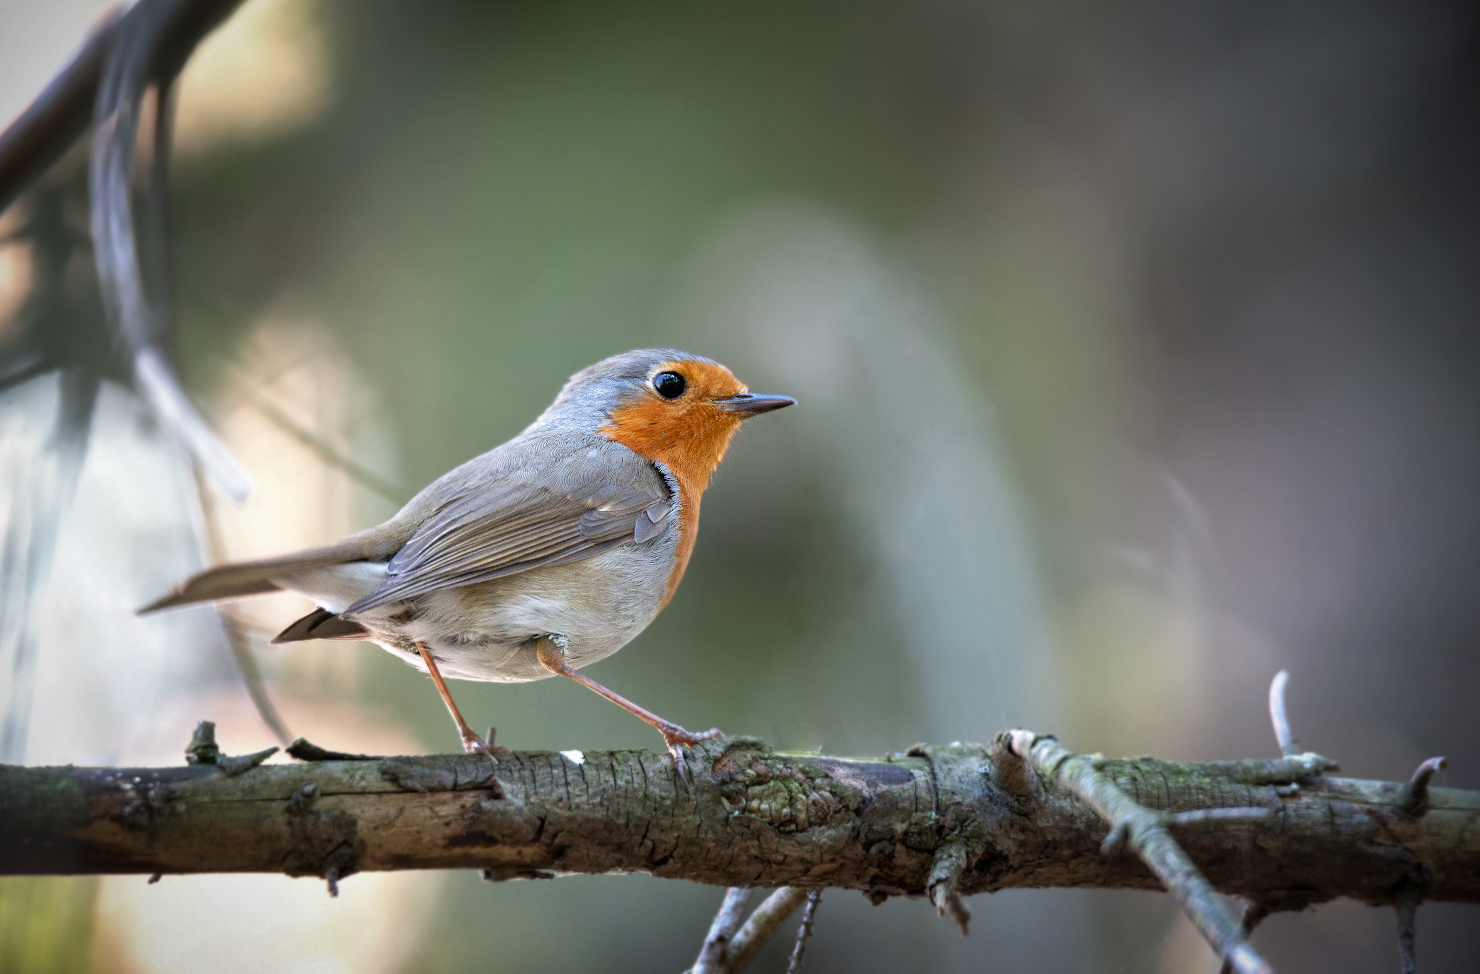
1 735 1474 915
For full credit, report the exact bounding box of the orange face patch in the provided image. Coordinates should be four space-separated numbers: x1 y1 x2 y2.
598 359 748 489
599 359 749 607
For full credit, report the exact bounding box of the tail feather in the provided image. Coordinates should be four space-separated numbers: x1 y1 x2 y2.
271 608 369 643
138 539 372 614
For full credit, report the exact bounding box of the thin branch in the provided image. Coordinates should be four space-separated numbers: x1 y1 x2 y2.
925 829 974 936
1003 730 1275 974
1217 902 1270 974
724 888 810 974
235 387 405 503
692 888 751 974
142 77 175 336
785 890 821 974
1396 884 1420 974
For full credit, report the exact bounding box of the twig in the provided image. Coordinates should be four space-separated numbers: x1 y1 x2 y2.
184 720 221 765
1004 730 1274 974
724 888 811 974
180 720 277 775
1216 902 1270 974
1401 757 1448 816
1395 884 1419 974
691 887 751 974
785 890 822 974
237 388 405 502
142 77 174 333
927 839 973 935
1268 670 1299 757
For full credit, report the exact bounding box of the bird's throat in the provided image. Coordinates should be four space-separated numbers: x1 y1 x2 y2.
600 400 743 608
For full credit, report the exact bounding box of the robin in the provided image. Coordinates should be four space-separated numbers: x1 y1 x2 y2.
141 348 794 773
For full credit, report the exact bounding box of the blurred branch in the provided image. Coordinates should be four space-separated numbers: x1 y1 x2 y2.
785 889 821 974
0 6 122 214
721 888 810 973
0 0 278 763
234 387 406 503
691 887 751 974
689 886 813 974
0 0 242 214
0 189 101 763
89 0 251 500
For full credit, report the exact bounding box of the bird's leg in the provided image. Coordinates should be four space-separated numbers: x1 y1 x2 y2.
415 641 505 761
535 636 722 779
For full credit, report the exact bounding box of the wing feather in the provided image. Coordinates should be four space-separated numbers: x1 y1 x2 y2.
344 437 671 614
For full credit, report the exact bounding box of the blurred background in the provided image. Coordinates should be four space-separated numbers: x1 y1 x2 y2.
1 0 1477 971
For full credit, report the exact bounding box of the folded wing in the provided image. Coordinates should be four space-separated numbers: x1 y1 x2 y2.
344 441 671 615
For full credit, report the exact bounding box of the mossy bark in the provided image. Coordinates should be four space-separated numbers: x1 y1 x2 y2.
1 738 1476 908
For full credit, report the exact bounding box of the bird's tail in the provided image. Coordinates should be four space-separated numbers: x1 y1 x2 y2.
138 539 371 613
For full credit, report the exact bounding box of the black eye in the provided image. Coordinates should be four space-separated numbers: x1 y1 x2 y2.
652 371 686 399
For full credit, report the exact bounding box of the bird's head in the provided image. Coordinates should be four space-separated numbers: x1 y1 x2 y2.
537 348 794 487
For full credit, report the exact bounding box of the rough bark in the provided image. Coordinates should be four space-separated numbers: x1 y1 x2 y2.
1 736 1475 910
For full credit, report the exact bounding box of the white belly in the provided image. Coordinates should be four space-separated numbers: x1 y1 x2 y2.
273 541 673 683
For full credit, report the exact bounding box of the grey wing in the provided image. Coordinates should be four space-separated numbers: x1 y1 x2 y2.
344 442 672 614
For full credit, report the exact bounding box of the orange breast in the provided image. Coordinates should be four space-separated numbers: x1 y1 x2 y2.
599 361 746 608
656 468 704 609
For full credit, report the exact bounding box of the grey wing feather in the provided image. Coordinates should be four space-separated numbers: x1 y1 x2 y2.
344 436 670 614
633 504 671 543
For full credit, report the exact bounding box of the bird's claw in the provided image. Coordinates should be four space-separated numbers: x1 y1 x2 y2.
460 728 509 763
661 727 725 782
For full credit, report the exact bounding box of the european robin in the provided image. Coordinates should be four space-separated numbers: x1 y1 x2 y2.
141 349 794 773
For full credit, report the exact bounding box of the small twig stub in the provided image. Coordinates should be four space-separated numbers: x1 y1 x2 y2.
1268 670 1299 758
1401 757 1448 816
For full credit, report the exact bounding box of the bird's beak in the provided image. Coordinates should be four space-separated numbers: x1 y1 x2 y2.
714 392 796 417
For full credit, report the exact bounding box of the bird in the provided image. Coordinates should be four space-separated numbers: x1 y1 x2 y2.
140 348 794 774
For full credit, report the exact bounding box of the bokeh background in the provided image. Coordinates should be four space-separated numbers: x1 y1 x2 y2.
2 1 1478 971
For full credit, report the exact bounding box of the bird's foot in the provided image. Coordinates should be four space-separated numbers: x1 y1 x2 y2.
661 726 725 781
460 725 510 763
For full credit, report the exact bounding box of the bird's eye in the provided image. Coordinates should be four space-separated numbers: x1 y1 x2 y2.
652 371 686 399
